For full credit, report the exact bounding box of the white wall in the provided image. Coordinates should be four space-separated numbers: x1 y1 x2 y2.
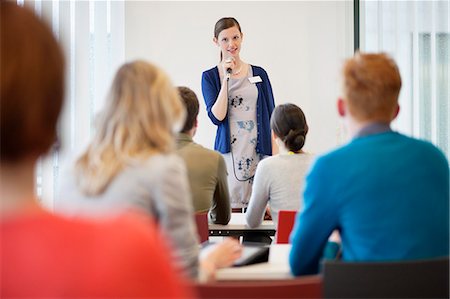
125 1 354 154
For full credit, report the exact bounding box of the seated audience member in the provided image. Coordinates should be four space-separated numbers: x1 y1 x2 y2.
176 86 231 224
289 53 450 276
245 103 314 229
56 60 241 280
0 3 192 298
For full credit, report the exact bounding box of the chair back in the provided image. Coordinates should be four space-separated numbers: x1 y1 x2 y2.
323 257 449 298
276 210 298 244
195 275 322 299
194 212 209 243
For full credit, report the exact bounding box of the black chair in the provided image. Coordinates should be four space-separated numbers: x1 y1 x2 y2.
323 257 449 298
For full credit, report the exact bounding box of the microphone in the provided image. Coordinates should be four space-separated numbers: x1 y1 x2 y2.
226 67 232 80
225 57 233 80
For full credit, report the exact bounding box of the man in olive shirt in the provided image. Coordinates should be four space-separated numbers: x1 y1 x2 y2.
176 87 231 225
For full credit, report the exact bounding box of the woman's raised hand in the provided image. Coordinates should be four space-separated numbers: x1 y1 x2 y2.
221 57 236 78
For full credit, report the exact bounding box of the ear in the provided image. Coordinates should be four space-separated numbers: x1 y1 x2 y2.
337 97 346 117
194 117 199 128
213 37 218 46
392 104 400 120
240 32 244 42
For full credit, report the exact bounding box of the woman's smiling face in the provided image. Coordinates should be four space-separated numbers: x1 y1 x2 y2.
215 26 243 60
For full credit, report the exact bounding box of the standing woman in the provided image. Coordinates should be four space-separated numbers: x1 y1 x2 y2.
202 17 276 209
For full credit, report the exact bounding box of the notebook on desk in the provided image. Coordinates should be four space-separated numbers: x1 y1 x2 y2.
200 242 270 267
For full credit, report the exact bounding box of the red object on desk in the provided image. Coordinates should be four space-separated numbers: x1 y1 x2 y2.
195 212 209 243
276 210 298 244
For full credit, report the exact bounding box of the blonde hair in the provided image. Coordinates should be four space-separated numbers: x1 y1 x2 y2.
75 60 185 196
342 52 402 122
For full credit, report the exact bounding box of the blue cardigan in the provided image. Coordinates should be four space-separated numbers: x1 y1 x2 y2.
289 130 450 276
201 65 275 155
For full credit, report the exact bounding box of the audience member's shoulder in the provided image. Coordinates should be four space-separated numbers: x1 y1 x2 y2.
141 153 185 170
109 209 155 232
118 154 187 189
3 209 153 242
312 145 348 164
65 211 171 268
187 141 223 161
105 210 169 247
256 154 278 169
402 134 449 164
259 153 315 170
298 152 317 165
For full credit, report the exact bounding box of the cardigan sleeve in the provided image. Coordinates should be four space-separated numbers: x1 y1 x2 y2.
201 70 223 126
262 68 276 115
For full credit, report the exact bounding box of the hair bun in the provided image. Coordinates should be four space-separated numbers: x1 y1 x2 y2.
284 129 306 152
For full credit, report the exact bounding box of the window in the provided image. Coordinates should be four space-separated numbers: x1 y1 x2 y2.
18 0 125 209
360 0 449 160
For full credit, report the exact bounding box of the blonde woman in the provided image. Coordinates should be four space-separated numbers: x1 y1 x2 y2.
57 61 241 280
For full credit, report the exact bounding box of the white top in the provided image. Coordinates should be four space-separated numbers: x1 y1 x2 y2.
245 153 315 229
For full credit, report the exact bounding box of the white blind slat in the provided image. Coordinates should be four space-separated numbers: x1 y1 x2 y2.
18 0 125 208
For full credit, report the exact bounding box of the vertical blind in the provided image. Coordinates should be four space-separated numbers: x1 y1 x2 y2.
360 0 450 160
18 0 125 210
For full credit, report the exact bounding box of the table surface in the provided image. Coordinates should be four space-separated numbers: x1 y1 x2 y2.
209 212 275 231
215 244 293 281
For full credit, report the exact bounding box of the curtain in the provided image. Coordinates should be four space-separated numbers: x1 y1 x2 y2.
360 0 450 161
18 0 125 209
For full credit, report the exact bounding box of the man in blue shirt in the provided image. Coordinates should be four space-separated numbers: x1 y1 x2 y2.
289 53 449 276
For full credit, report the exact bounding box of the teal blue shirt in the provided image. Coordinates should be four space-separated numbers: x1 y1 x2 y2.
289 128 450 276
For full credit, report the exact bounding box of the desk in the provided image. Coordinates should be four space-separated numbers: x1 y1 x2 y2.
216 244 293 281
209 213 275 237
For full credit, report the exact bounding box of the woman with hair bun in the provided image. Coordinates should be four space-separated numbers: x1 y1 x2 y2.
245 103 314 230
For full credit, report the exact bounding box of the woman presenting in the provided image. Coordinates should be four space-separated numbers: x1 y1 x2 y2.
202 17 276 209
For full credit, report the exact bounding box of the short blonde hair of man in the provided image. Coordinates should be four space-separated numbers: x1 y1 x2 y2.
342 52 402 122
76 60 185 196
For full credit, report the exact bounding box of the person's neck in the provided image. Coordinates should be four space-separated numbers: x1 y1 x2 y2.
0 158 40 217
231 55 242 64
275 139 289 154
180 127 196 138
347 117 390 139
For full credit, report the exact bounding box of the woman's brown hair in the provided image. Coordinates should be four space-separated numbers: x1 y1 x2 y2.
270 103 309 153
1 2 65 162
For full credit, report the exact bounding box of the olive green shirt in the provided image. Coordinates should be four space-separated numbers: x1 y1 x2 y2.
176 133 231 224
